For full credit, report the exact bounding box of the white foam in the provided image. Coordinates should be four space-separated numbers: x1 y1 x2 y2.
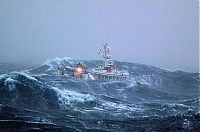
14 72 37 81
133 75 161 88
4 78 18 91
43 57 75 71
0 74 7 80
52 87 95 106
127 78 137 87
135 75 151 86
101 101 143 112
32 73 48 77
182 118 191 129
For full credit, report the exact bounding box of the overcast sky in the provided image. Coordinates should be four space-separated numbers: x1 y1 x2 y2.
0 0 198 72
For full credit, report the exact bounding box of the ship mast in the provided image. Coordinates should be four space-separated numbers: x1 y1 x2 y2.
102 43 113 67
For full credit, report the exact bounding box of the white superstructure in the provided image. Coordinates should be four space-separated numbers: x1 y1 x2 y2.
90 43 129 80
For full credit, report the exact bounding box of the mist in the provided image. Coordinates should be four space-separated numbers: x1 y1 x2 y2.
0 0 198 72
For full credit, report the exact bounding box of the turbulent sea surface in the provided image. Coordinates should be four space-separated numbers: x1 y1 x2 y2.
0 57 199 131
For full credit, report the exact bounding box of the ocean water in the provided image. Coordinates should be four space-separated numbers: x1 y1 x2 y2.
0 58 199 131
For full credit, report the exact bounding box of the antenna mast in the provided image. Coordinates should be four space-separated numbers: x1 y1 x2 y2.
102 43 112 67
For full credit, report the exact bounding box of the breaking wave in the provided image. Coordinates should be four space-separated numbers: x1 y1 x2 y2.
0 57 199 131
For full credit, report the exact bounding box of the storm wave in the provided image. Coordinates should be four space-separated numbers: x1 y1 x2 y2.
0 57 199 131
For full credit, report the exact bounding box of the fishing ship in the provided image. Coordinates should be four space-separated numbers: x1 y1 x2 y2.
58 43 129 81
89 43 129 80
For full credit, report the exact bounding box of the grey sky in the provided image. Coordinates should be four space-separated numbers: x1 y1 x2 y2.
0 0 198 72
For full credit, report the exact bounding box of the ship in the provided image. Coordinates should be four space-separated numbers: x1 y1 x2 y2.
57 43 129 81
89 43 129 80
